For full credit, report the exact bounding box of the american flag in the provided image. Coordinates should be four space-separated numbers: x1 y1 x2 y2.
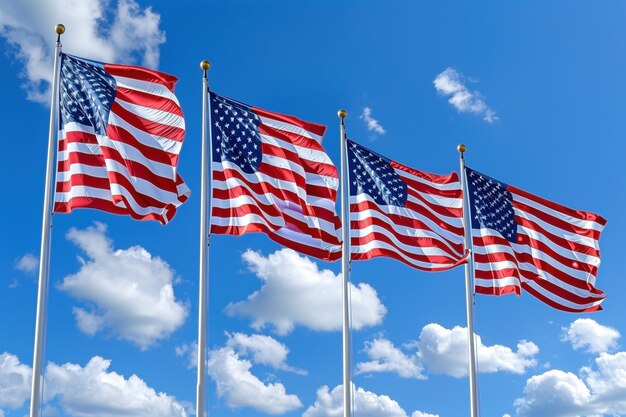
466 167 606 312
54 54 189 224
209 92 342 261
348 140 467 271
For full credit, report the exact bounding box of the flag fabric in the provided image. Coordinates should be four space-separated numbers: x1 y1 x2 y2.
54 53 190 224
465 167 606 312
347 140 467 271
209 92 342 260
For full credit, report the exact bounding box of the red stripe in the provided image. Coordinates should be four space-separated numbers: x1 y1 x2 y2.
352 247 467 271
106 124 179 167
115 87 183 117
258 124 332 160
110 101 185 142
54 198 173 225
105 63 178 92
211 223 341 261
351 215 464 258
351 199 465 240
514 200 602 241
475 283 521 296
515 215 601 257
520 282 603 312
406 188 463 218
252 107 327 137
262 142 338 180
395 166 462 199
475 234 599 275
511 186 607 227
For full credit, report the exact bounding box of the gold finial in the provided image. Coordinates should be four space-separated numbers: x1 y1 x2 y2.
55 24 65 35
337 109 347 119
457 143 467 153
200 60 211 71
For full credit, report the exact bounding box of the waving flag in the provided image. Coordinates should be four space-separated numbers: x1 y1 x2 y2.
210 92 342 260
466 167 606 312
347 140 467 271
54 54 189 224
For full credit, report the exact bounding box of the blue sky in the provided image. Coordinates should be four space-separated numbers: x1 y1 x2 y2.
1 1 625 417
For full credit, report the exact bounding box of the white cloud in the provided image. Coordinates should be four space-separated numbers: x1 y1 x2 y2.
174 342 198 370
45 356 187 417
416 323 538 377
514 351 626 417
58 223 187 350
411 412 439 417
360 107 386 136
0 0 165 102
0 353 187 417
562 318 620 354
225 249 386 335
207 345 302 414
356 324 538 380
303 384 435 417
433 67 498 123
227 332 306 375
14 253 39 275
355 338 425 379
0 353 31 411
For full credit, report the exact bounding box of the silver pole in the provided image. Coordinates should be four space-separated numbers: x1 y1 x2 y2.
196 60 212 417
458 144 479 417
29 24 64 417
338 110 352 417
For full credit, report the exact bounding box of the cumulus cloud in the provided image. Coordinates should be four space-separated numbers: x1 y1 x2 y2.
355 324 538 380
303 384 436 417
225 249 386 335
226 332 306 375
433 67 498 123
45 356 187 417
0 0 165 102
0 353 187 417
416 323 538 377
207 344 302 414
562 318 620 354
360 107 386 136
515 351 626 417
14 253 39 275
355 338 425 379
0 353 31 412
58 223 187 350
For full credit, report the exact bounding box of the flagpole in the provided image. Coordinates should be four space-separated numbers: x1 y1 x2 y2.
458 144 479 417
196 60 212 417
338 109 352 417
30 24 64 417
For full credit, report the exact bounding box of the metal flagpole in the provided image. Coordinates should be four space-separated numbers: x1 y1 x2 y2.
338 109 352 417
458 144 479 417
30 24 64 417
196 60 212 417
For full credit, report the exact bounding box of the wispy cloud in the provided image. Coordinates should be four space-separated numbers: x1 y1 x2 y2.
0 0 165 103
14 253 38 275
433 67 498 123
360 107 386 137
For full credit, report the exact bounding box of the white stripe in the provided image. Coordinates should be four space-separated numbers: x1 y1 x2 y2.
515 207 600 250
115 97 185 129
405 193 465 225
108 112 183 156
352 239 458 269
474 227 601 267
512 191 605 232
259 115 323 144
351 223 464 258
521 279 604 310
260 133 334 166
474 276 521 290
56 163 108 181
55 185 113 203
351 193 464 241
113 76 180 105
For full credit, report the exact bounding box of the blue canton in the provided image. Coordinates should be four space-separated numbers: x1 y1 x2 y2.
60 54 116 136
210 93 262 174
347 140 407 207
466 167 517 242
